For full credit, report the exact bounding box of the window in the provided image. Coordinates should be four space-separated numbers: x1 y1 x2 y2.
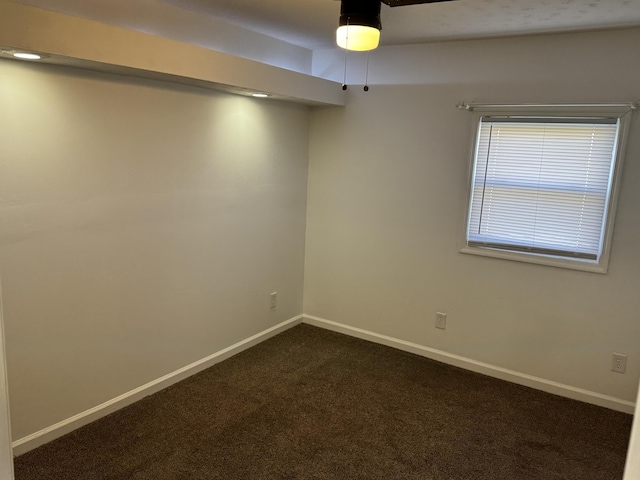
462 105 632 273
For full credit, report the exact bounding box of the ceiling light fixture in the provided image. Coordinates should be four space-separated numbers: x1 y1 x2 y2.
336 0 382 52
12 52 42 60
335 0 460 52
251 93 269 98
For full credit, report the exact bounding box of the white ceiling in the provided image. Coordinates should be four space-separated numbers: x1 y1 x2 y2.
11 0 640 50
158 0 640 48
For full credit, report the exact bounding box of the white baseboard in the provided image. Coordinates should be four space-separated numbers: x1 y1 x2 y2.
12 313 634 457
303 315 635 415
12 315 303 456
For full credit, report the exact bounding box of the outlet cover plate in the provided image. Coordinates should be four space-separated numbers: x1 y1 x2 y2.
612 353 627 374
435 312 447 330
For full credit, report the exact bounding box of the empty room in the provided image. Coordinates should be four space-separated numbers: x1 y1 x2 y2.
0 0 640 478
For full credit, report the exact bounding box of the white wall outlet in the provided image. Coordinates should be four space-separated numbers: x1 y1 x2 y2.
435 312 447 330
612 353 627 373
270 292 277 309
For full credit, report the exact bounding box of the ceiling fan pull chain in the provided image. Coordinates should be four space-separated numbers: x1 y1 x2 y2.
364 51 370 92
342 17 349 90
342 49 348 90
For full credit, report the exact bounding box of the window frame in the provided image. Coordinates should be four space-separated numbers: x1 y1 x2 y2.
460 104 632 274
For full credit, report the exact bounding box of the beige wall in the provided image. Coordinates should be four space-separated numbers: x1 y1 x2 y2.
305 29 640 403
0 60 310 440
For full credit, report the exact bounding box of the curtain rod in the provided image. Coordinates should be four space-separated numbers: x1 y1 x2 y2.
456 102 639 111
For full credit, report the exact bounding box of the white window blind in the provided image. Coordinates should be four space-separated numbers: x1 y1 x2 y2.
467 117 620 261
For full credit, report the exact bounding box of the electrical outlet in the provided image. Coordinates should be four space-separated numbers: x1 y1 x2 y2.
612 353 627 374
270 292 277 309
435 312 447 330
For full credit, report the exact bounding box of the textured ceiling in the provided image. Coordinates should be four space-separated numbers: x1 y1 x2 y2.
10 0 640 50
158 0 640 48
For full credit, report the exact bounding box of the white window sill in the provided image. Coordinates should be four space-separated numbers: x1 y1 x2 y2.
460 245 608 274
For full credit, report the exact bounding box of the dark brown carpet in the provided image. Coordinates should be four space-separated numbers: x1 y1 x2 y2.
14 324 632 480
